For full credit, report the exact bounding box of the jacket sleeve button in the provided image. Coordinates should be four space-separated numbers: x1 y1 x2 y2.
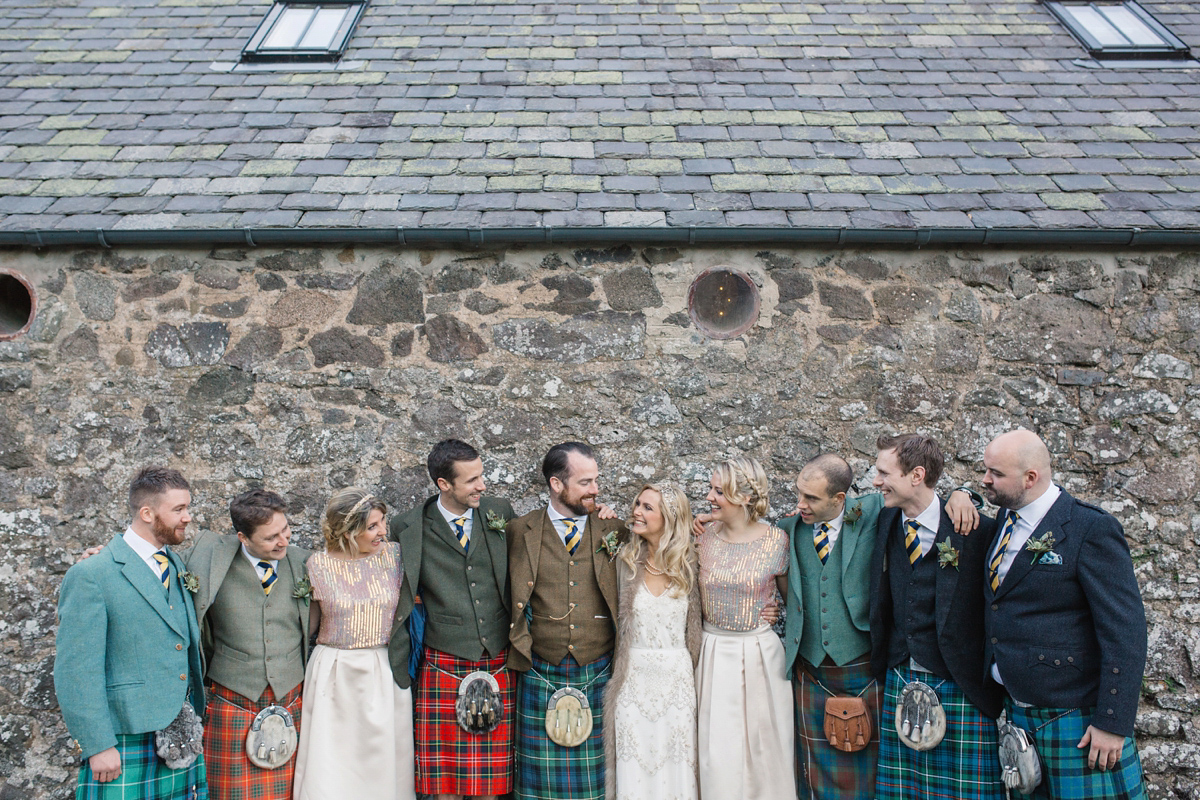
1111 688 1118 694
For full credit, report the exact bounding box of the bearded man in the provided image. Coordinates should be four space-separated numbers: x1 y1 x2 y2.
506 442 626 800
54 467 208 800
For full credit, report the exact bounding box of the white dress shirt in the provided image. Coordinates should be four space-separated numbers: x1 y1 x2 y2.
903 495 942 558
240 543 278 580
437 496 475 544
123 527 168 578
990 484 1062 585
547 502 585 547
816 507 846 548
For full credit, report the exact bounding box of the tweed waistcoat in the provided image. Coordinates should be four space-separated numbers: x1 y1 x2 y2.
797 531 871 668
529 520 613 665
420 504 510 660
886 529 949 678
206 554 306 700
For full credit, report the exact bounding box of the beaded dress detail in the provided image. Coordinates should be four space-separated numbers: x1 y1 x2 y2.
307 541 402 649
611 581 697 800
698 525 788 631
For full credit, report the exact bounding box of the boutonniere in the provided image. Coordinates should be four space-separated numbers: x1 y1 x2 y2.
485 510 508 535
936 539 960 570
180 572 200 593
1025 533 1057 565
844 501 863 528
293 577 314 604
596 530 621 560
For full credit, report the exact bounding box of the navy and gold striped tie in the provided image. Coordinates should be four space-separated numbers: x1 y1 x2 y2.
258 561 277 595
989 511 1020 592
453 516 470 550
904 519 923 564
153 550 170 590
813 522 831 565
563 518 581 555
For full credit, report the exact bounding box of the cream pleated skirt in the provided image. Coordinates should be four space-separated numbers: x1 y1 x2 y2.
293 644 416 800
695 623 797 800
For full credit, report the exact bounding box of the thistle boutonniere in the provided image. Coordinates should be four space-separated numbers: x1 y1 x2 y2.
596 530 621 560
293 576 313 605
1025 532 1057 565
844 501 864 529
180 572 200 593
485 510 508 535
936 539 960 570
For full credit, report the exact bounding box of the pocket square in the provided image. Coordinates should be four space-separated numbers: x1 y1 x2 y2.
1037 551 1062 565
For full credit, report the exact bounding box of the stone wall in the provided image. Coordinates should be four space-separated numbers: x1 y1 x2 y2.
0 242 1198 798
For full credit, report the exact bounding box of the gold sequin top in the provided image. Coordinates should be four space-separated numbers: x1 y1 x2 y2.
698 525 788 632
308 542 403 649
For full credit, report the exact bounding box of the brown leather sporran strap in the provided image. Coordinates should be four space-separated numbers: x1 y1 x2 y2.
823 696 873 753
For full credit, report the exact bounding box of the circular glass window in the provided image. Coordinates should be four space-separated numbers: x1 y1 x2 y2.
0 271 35 341
687 268 760 339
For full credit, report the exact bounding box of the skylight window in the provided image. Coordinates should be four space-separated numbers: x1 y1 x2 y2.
1045 1 1190 57
242 2 367 62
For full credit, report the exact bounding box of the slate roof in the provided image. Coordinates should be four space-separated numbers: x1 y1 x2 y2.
1 0 1199 231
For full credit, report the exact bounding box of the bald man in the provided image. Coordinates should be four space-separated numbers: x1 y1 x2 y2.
981 429 1147 799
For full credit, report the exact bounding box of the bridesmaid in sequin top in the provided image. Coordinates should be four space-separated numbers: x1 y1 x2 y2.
694 457 798 800
293 488 416 800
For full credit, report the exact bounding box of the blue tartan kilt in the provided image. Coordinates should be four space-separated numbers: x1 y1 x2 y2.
1007 701 1146 800
515 653 611 800
876 665 1004 800
76 733 207 800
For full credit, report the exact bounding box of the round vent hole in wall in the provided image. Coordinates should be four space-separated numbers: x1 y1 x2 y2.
687 268 760 339
0 271 35 340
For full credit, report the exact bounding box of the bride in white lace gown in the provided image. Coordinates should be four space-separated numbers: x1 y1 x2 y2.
603 483 701 800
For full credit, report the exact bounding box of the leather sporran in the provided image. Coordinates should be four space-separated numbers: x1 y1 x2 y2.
456 671 503 735
245 704 297 769
997 711 1043 795
824 696 873 752
545 687 592 747
155 701 204 769
895 680 946 751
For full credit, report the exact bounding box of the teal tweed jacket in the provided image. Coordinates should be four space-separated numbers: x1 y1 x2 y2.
779 491 885 678
53 534 205 759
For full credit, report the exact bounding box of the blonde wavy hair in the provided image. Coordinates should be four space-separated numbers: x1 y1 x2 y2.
620 482 696 597
713 456 770 523
322 487 388 556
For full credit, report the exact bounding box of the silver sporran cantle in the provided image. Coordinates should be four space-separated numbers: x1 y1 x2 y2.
245 704 297 769
545 686 592 747
895 681 946 751
997 710 1043 795
155 701 204 769
456 670 504 734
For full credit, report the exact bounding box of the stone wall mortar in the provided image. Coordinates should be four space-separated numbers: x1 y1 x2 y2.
0 243 1197 798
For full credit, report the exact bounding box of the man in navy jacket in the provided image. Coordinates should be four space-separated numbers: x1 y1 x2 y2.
982 429 1146 798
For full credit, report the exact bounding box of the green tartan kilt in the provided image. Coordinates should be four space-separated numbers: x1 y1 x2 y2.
876 666 1004 800
514 653 611 800
1007 701 1146 800
76 733 208 800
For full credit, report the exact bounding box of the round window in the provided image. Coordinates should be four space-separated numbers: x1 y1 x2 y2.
0 270 35 341
687 268 760 339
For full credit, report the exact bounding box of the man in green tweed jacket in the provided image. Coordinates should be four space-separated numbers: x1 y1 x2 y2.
388 439 517 800
54 466 207 799
186 488 311 800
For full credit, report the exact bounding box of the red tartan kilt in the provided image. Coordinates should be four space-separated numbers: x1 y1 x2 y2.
204 682 302 800
415 647 516 796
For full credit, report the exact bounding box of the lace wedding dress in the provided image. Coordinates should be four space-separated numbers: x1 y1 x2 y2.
611 582 698 800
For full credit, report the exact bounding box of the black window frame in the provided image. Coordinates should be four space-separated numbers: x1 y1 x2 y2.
241 1 368 63
1045 1 1190 58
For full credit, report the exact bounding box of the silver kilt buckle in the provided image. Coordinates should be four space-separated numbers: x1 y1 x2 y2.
456 670 504 734
895 680 947 751
246 704 297 769
545 686 593 747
